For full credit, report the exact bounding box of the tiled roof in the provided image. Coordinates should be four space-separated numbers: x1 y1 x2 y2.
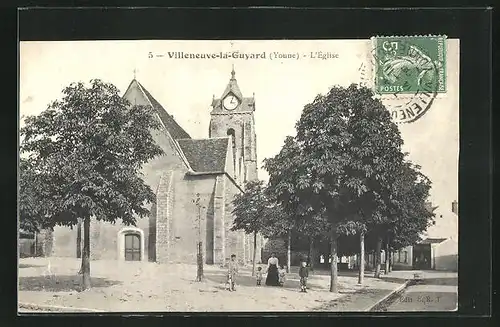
221 78 243 100
136 81 191 140
177 138 229 173
420 238 447 244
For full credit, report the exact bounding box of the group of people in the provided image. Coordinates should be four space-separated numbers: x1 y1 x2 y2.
226 253 309 293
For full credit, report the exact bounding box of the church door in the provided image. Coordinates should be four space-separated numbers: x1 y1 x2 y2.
124 233 141 261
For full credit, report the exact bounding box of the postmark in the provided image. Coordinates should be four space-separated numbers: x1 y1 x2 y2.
364 35 447 124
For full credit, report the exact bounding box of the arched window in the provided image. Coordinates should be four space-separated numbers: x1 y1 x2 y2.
227 128 236 149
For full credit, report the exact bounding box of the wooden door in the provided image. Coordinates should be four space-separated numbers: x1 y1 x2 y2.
124 234 141 261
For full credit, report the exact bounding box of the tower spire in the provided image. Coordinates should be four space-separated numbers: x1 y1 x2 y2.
133 68 137 80
231 64 235 80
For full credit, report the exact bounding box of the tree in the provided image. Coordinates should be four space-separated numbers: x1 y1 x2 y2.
264 84 406 292
231 180 268 276
368 159 435 277
261 190 295 273
19 158 50 234
19 79 164 290
193 193 206 281
337 220 367 284
295 213 330 271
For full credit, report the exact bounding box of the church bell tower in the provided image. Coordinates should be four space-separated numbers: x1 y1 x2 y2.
209 68 258 185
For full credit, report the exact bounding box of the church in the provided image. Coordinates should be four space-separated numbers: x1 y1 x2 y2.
47 69 264 265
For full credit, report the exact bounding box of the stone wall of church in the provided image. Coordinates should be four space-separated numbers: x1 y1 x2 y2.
210 112 257 184
154 171 174 264
51 225 78 258
223 175 247 265
162 173 217 264
213 175 226 264
142 129 188 191
49 124 186 262
51 212 151 261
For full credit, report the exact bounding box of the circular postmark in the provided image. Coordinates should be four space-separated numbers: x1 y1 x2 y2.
367 36 446 124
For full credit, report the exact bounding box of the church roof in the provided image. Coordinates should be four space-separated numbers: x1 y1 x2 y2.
221 67 243 100
131 80 191 140
177 138 229 173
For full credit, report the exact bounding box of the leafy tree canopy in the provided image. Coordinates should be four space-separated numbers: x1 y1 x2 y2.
264 84 406 232
19 79 164 229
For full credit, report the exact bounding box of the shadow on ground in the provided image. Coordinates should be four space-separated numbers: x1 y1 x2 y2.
19 264 44 269
313 287 384 311
203 272 329 291
306 269 408 285
19 275 122 292
379 276 411 284
418 277 458 287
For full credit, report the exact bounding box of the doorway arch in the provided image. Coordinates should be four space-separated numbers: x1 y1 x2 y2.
117 227 145 261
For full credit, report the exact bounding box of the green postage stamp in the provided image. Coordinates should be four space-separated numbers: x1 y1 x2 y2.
372 35 447 95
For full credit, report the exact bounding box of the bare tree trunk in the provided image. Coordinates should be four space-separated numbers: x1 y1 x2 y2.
196 205 204 282
374 236 382 278
196 241 203 281
384 238 390 275
33 231 38 257
308 236 315 271
286 230 291 273
329 230 339 293
252 231 257 276
76 219 82 258
389 249 393 272
81 217 91 290
358 231 365 285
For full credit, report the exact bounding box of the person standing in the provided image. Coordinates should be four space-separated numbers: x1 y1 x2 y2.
265 253 280 286
278 265 287 286
227 254 238 291
256 267 263 286
299 260 309 292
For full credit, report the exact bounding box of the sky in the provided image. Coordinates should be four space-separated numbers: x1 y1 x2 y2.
19 39 459 219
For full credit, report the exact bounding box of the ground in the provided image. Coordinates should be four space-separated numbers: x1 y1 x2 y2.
18 257 412 312
371 270 458 312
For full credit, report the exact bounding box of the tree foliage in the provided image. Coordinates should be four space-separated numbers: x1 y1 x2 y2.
231 180 268 234
263 84 432 290
19 158 51 233
20 79 164 228
385 161 435 250
264 84 406 231
19 79 164 289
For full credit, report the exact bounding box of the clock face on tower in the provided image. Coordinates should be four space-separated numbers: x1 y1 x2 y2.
223 95 239 110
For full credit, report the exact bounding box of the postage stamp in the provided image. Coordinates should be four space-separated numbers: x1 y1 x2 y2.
372 35 447 96
366 35 448 124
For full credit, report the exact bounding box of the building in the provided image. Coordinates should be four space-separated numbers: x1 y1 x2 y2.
391 200 458 271
44 69 264 265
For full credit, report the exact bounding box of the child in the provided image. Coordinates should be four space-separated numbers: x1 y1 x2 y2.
278 265 287 286
299 261 309 292
256 266 263 286
227 254 238 291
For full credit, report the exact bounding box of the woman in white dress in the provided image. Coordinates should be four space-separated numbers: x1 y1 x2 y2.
265 253 281 286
